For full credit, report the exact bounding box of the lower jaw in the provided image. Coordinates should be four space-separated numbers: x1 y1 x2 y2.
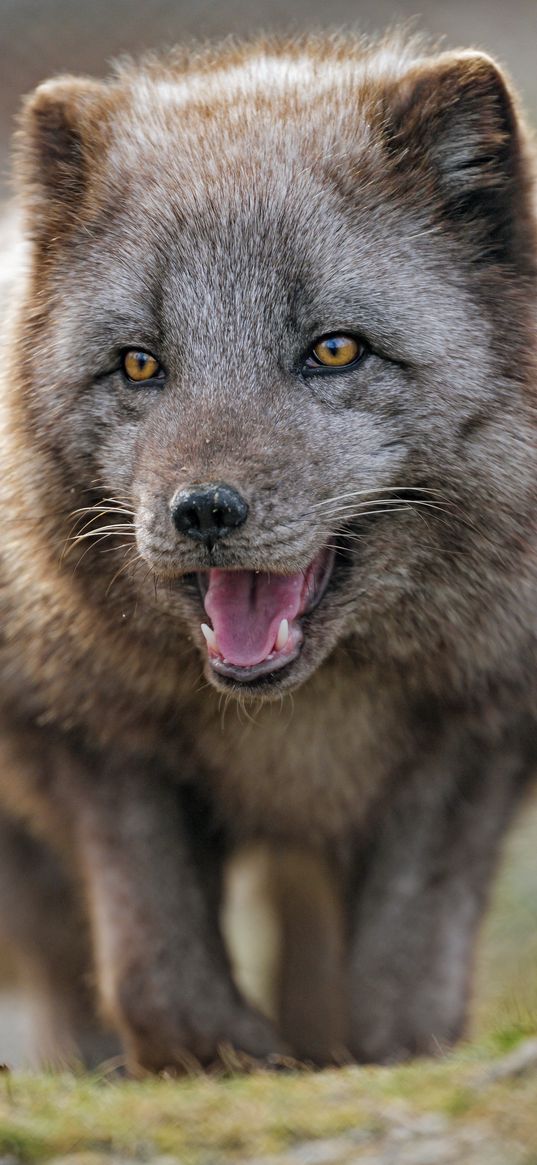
206 653 306 697
208 638 303 683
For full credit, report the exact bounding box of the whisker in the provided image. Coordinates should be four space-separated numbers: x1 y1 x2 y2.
311 485 447 510
321 503 447 517
66 503 135 533
68 504 135 519
100 495 135 510
63 521 135 570
317 502 452 526
100 540 137 554
63 498 135 554
235 695 260 727
314 497 450 512
105 549 145 597
336 506 416 520
68 534 113 574
66 512 134 545
69 525 135 544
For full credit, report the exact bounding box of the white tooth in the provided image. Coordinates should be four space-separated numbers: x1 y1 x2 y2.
275 618 289 651
201 623 218 651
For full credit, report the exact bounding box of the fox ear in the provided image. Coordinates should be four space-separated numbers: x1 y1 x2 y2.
386 52 533 264
15 76 109 240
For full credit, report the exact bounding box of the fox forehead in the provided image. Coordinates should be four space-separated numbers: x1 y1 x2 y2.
110 59 376 176
133 46 411 111
106 37 425 159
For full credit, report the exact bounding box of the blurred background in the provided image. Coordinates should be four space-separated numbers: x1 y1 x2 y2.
1 0 537 1066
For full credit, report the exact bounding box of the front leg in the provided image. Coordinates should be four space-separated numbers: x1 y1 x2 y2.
69 760 278 1073
0 809 118 1068
348 735 525 1063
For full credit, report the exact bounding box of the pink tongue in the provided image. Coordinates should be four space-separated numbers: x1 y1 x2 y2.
203 569 305 666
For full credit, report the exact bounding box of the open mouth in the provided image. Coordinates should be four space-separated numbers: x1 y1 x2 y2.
197 547 335 684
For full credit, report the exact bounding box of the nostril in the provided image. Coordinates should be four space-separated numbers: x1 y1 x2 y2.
178 504 202 534
171 484 249 544
213 506 228 531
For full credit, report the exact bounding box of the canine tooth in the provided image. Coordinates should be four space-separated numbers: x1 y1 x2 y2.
201 623 218 650
275 618 289 651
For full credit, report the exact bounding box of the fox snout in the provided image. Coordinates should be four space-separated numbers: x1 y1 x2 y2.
170 484 249 549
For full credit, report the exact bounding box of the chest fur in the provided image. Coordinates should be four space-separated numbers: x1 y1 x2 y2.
191 663 412 845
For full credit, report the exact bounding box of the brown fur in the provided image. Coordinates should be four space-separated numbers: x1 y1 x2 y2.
1 32 537 1069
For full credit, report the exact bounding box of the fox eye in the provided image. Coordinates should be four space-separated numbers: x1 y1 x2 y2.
122 350 164 383
304 334 364 372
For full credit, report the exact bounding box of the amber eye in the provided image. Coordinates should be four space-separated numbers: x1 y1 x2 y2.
122 350 163 383
305 334 363 371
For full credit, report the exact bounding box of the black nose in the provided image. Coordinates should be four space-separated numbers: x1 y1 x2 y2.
171 483 249 545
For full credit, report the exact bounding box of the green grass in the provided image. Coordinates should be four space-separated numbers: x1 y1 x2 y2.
1 798 537 1163
1 1047 537 1163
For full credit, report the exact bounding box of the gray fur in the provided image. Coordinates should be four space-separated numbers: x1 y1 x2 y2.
0 34 536 1068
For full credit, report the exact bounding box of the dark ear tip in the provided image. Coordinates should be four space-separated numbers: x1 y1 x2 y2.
389 46 521 154
395 49 514 114
435 50 514 105
18 76 106 135
441 48 504 75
